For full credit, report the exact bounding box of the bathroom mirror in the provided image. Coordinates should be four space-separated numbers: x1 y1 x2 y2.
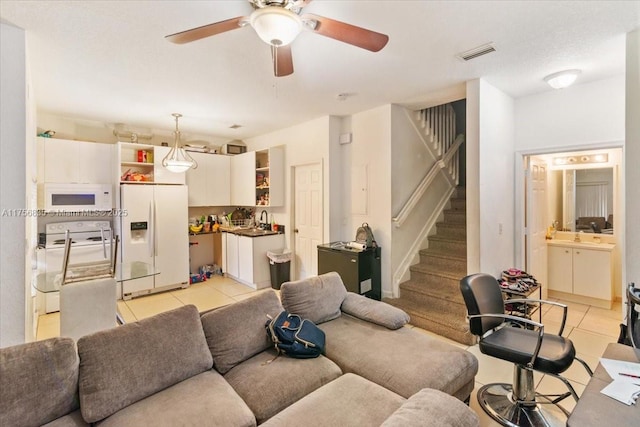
550 167 614 235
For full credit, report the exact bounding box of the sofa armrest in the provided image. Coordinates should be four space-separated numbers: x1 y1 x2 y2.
381 389 480 427
340 293 409 330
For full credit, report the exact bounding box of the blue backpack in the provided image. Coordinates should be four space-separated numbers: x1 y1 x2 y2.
265 311 325 359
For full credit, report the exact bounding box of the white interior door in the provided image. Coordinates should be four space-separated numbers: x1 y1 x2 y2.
526 157 549 298
293 163 323 280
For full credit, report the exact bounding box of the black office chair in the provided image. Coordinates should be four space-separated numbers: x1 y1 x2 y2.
460 273 593 427
625 283 640 348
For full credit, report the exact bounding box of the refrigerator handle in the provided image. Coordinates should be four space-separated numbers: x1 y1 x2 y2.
148 200 154 258
154 199 158 257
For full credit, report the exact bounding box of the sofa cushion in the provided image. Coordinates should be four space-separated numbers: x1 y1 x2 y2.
42 410 89 427
224 349 342 424
0 337 80 427
280 272 347 324
261 373 405 427
77 305 213 423
96 370 256 427
319 314 478 400
381 388 480 427
341 292 410 330
201 289 283 374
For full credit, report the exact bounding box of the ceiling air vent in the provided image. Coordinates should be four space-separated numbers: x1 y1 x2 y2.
457 43 496 61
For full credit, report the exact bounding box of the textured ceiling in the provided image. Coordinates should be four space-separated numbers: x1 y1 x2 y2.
1 1 638 141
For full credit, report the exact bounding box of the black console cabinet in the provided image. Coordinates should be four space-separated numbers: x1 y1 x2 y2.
317 243 381 300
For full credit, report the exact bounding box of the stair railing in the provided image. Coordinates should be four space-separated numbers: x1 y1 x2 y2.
392 133 464 228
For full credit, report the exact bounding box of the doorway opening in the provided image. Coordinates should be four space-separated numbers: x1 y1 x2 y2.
518 146 624 305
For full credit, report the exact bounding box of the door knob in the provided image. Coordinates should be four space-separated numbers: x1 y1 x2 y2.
294 229 299 233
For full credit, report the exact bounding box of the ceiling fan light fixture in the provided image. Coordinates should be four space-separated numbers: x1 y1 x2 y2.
162 113 198 173
250 7 302 46
544 69 581 89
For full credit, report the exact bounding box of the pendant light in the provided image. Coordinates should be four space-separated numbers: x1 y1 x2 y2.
162 113 197 173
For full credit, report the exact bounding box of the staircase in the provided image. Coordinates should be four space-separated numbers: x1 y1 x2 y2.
386 186 475 345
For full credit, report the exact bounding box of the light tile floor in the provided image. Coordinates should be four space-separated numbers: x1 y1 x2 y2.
36 281 624 426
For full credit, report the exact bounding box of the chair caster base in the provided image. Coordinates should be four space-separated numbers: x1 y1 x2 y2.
478 383 569 427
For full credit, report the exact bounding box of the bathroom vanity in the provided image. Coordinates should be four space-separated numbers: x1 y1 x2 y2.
547 240 615 308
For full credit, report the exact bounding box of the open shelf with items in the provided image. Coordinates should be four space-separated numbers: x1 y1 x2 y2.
255 150 271 206
118 142 155 183
117 142 185 185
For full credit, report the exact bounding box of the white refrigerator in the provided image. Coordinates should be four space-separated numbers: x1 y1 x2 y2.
119 184 189 297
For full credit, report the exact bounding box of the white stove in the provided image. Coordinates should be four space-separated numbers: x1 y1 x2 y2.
41 220 114 313
45 220 112 249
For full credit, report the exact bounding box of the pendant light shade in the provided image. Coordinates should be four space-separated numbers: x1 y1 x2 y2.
162 113 197 173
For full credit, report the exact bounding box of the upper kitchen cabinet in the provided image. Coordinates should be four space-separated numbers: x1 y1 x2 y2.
230 146 284 207
230 151 256 206
117 142 185 185
38 137 113 184
185 152 230 206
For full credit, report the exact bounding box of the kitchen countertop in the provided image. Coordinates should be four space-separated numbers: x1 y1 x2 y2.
188 226 283 238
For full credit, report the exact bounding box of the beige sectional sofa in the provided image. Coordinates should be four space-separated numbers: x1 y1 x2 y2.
1 272 479 426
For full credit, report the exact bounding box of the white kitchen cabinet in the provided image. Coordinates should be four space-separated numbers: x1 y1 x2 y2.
118 142 185 184
547 241 614 307
238 235 254 284
39 137 113 184
223 232 285 289
225 233 239 279
230 151 255 206
185 152 230 206
230 146 284 207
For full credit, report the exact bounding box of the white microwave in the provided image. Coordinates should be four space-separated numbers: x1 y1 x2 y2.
44 183 113 212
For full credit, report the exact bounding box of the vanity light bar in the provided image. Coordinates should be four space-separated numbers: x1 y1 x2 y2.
553 153 608 165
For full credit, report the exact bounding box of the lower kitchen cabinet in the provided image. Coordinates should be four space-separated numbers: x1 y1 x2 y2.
547 241 614 308
223 232 285 289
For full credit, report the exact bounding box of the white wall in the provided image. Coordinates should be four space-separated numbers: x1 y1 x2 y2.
348 105 393 296
478 80 516 275
466 81 481 273
626 29 640 289
1 22 27 347
515 74 627 299
515 75 625 151
244 116 335 255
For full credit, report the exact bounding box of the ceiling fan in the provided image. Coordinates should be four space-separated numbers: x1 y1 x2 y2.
165 0 389 77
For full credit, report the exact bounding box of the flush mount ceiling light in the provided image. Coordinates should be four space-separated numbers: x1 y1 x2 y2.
249 7 302 46
544 69 581 89
162 113 198 173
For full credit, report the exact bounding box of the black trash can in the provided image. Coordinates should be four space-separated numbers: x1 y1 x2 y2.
267 250 291 290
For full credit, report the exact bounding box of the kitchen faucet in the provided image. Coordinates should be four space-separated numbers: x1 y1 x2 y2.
260 210 268 228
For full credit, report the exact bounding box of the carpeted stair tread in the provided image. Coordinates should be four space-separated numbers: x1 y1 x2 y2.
419 248 466 262
428 234 466 243
409 262 466 280
399 279 467 304
385 298 475 345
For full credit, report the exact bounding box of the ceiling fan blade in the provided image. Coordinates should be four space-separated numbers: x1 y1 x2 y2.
165 16 245 44
302 13 388 52
271 45 294 77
